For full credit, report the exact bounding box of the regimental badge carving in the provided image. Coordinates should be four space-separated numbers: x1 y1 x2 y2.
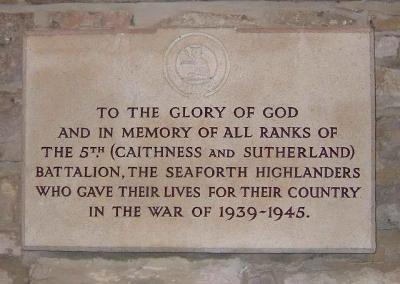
164 33 230 97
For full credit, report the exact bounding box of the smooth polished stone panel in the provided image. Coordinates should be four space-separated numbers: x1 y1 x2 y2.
23 29 374 252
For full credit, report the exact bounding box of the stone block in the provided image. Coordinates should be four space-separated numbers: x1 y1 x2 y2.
0 232 20 257
142 6 362 29
0 162 20 227
0 257 29 284
35 11 134 30
375 36 399 59
373 15 400 32
29 257 243 284
18 230 400 283
0 0 19 3
283 268 400 284
377 230 400 263
0 93 22 162
0 269 12 284
28 0 134 3
376 67 400 109
0 13 33 92
377 202 400 230
376 107 400 229
376 110 400 188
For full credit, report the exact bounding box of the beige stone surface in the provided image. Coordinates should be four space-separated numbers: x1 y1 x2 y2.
283 268 400 284
0 94 22 162
23 29 374 252
0 233 20 256
0 13 33 92
0 269 12 284
0 162 20 227
29 257 243 284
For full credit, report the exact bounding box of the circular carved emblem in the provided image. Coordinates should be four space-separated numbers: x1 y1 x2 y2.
164 33 230 97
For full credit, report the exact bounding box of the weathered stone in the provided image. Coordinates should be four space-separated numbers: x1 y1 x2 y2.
35 11 135 30
0 269 12 284
0 233 20 257
376 113 400 229
0 181 17 226
28 0 133 3
239 230 397 276
376 110 400 188
377 230 400 263
376 67 400 99
0 0 19 4
0 13 33 92
375 36 400 58
284 272 336 284
153 9 358 29
0 93 22 162
28 0 226 3
0 162 20 227
377 202 400 230
245 274 278 284
284 268 400 284
17 243 400 284
155 11 258 28
376 67 400 111
376 106 400 229
27 0 266 3
0 257 29 284
29 257 243 284
373 15 400 32
260 10 356 28
125 2 369 29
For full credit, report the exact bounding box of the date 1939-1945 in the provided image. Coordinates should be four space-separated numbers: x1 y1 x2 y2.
219 206 309 221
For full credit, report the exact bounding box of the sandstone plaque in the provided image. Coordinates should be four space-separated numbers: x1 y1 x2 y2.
23 29 375 252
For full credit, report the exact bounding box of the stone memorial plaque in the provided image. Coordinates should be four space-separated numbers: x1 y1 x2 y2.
23 29 375 252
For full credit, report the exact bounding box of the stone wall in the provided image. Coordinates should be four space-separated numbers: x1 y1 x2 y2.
0 1 399 283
